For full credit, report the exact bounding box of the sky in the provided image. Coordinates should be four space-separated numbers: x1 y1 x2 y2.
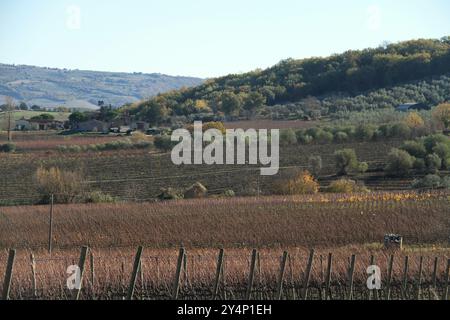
0 0 449 78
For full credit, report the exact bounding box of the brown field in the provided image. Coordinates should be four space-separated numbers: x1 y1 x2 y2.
0 132 124 151
1 192 449 300
1 192 448 250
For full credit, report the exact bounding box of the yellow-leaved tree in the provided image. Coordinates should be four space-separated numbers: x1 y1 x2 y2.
404 112 425 129
273 170 319 195
432 103 450 130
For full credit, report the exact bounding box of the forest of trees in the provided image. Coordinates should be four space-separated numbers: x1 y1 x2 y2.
124 37 450 124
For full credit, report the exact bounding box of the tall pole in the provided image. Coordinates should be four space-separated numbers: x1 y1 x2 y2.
7 109 12 142
48 194 54 254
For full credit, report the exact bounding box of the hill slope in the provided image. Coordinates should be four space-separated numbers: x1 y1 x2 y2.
127 37 450 122
0 64 203 109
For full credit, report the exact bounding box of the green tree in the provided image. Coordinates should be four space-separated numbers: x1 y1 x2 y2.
19 102 28 110
385 148 415 177
334 149 368 176
243 92 266 113
31 114 55 121
145 101 168 125
69 112 88 124
220 92 242 116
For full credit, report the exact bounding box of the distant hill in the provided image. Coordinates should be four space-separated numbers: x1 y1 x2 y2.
0 64 203 109
126 37 450 122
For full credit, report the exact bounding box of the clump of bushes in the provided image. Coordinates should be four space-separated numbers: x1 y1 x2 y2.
85 191 116 203
395 134 450 175
0 143 16 153
385 149 415 177
221 189 236 197
35 167 85 204
184 182 208 199
35 166 116 204
334 149 368 176
326 179 370 193
308 156 322 177
280 129 297 146
411 175 450 189
158 187 183 200
272 170 319 195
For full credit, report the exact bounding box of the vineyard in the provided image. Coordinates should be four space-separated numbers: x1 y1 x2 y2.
0 191 448 250
0 186 449 301
1 246 449 300
0 139 409 206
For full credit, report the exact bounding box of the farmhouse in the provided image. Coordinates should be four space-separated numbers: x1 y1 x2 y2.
28 119 64 130
75 119 109 133
15 119 32 131
130 121 150 132
396 102 430 112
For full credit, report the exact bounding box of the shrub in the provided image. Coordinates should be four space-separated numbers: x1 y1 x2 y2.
422 134 449 153
334 131 349 143
432 143 450 161
0 143 16 153
443 158 450 170
400 141 427 158
389 122 411 139
297 132 313 144
315 130 334 144
355 124 376 141
305 128 321 139
187 121 226 134
130 131 151 143
442 176 450 188
222 189 236 197
308 156 322 177
425 153 442 173
326 179 370 194
272 170 319 195
413 158 426 171
154 135 175 152
378 124 391 137
385 149 415 177
85 191 116 203
334 149 368 176
280 129 297 146
412 175 444 189
35 167 85 204
184 182 208 199
341 126 356 137
158 187 183 200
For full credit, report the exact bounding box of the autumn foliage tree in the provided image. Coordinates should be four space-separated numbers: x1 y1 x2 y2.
35 167 86 204
433 103 450 130
404 112 425 129
272 170 319 195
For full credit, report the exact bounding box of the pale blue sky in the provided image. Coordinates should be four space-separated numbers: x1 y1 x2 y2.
0 0 449 78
